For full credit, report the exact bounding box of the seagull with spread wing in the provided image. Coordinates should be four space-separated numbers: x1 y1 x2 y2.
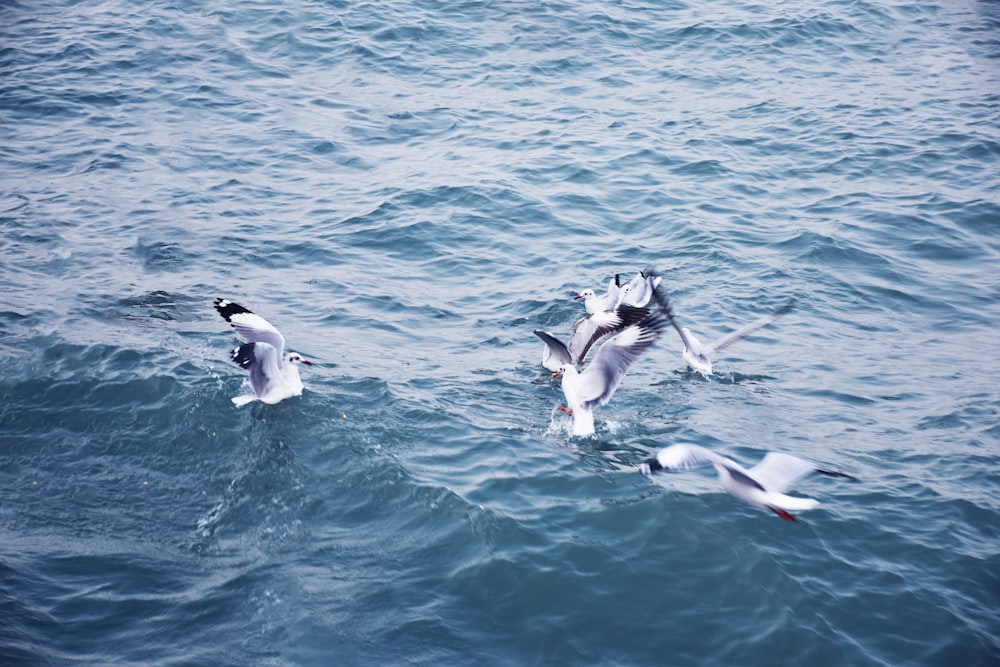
658 294 796 375
213 298 312 406
641 443 856 521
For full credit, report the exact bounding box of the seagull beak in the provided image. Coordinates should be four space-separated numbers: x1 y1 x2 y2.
300 359 313 365
551 370 562 378
574 294 584 300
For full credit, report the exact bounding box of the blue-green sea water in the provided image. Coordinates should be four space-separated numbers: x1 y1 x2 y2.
2 0 999 665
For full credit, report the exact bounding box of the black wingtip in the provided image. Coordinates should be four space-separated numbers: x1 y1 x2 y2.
816 468 859 482
615 304 651 326
775 299 797 317
230 342 256 368
214 298 252 322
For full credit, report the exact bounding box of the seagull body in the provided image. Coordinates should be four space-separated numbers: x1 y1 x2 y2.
213 298 311 406
641 443 856 521
576 275 622 315
556 304 667 436
659 295 796 375
534 304 650 372
679 329 714 375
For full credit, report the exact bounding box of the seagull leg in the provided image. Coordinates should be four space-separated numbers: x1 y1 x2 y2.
557 406 574 416
767 506 798 522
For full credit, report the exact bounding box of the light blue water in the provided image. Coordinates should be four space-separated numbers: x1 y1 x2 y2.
2 0 999 665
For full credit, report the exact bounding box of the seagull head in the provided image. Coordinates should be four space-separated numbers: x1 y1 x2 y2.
556 364 576 378
286 352 312 366
575 289 596 301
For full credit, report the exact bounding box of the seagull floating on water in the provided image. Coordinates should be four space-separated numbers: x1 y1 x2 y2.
659 293 796 375
534 304 650 373
555 269 669 436
640 443 856 521
213 298 312 407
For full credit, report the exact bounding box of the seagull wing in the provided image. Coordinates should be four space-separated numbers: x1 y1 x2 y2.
576 310 666 409
533 330 572 369
214 298 287 358
705 299 796 356
648 443 731 471
747 452 817 493
602 277 621 310
230 342 283 398
642 444 761 490
566 305 650 364
616 272 642 307
648 283 698 355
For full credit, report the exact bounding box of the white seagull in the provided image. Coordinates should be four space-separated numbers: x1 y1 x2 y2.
659 293 796 375
575 274 623 315
213 298 312 407
534 304 650 373
640 443 856 521
617 270 663 308
555 270 668 436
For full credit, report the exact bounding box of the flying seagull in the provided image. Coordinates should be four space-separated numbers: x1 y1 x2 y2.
659 294 796 375
640 443 856 521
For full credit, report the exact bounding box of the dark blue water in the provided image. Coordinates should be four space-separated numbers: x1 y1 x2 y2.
2 0 999 664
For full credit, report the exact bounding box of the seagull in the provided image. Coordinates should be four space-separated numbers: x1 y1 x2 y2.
617 270 663 308
575 274 622 315
534 304 650 373
640 443 856 521
213 298 312 407
659 293 796 375
555 269 668 436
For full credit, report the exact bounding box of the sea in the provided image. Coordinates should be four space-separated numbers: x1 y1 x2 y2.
1 0 998 665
